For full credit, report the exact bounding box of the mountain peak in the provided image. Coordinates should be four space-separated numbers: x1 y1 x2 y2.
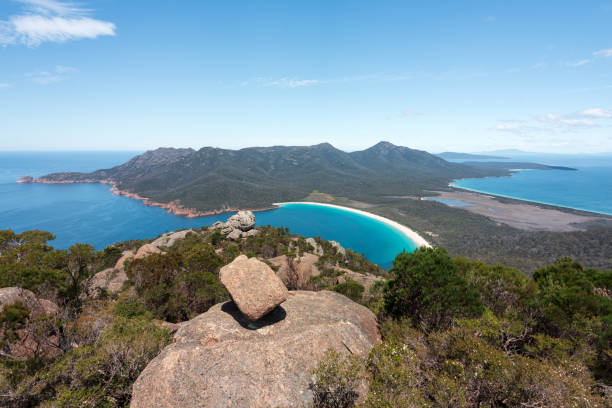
370 141 398 151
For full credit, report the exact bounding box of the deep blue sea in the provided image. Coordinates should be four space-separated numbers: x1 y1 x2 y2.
0 152 416 268
451 154 612 215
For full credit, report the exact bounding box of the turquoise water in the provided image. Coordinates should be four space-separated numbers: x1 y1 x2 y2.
453 160 612 215
0 152 416 268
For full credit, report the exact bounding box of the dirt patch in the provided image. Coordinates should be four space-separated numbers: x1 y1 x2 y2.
423 190 609 232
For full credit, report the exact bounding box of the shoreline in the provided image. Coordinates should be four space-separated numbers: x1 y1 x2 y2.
18 177 278 218
274 201 431 248
450 182 612 217
423 190 608 232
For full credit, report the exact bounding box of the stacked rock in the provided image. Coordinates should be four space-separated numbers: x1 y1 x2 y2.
219 255 288 321
211 210 258 240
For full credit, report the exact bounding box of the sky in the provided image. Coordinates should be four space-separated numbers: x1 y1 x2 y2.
1 0 612 153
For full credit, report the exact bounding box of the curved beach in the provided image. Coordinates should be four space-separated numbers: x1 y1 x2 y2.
274 202 431 248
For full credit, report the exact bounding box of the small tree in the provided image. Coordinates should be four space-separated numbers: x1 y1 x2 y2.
384 247 483 331
65 243 95 305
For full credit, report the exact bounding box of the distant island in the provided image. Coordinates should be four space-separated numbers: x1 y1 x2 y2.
19 141 576 217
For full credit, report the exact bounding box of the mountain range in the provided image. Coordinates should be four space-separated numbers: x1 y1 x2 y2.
31 141 566 212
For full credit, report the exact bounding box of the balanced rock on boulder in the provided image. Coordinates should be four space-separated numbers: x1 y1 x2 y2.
220 255 288 321
131 291 380 408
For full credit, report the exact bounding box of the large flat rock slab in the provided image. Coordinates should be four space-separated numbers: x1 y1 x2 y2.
131 290 380 408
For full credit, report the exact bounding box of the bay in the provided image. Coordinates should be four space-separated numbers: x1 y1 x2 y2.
451 154 612 216
0 151 416 268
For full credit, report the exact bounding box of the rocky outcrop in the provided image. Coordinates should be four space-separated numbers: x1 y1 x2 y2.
211 211 258 240
113 243 163 272
219 255 288 321
0 287 58 317
306 237 324 256
135 243 162 258
131 290 380 408
114 250 135 271
150 229 196 248
16 175 33 183
226 211 256 231
88 268 128 296
0 287 59 359
336 268 384 293
269 253 321 289
329 240 346 256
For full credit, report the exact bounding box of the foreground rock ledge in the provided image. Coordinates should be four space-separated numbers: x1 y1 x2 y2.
131 291 380 408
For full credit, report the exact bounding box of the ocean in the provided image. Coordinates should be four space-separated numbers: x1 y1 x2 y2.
0 151 416 268
450 153 612 216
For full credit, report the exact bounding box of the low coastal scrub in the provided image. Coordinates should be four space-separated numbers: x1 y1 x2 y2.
311 248 612 407
0 229 610 406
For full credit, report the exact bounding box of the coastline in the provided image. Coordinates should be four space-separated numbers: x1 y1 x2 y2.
17 177 278 218
274 201 431 248
451 181 612 217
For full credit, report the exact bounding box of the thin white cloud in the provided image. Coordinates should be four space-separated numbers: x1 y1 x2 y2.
55 64 78 73
566 59 590 67
491 123 546 135
0 82 10 88
484 16 496 22
1 0 115 47
251 72 423 89
27 64 77 84
263 78 319 88
538 113 596 128
579 108 612 118
493 108 611 137
594 48 612 57
494 124 519 131
17 0 87 16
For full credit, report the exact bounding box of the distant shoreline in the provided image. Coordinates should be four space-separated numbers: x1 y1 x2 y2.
450 176 612 217
274 201 431 248
17 176 278 218
451 184 612 217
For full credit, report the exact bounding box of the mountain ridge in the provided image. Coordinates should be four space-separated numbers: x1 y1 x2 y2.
25 141 562 214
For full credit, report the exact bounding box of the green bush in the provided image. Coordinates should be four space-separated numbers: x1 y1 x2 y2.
311 349 364 408
332 280 365 303
384 248 483 331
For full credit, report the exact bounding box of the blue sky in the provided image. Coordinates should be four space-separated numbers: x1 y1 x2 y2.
1 0 611 153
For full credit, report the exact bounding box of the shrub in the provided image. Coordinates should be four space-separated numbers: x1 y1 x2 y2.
332 280 365 303
384 248 483 331
311 349 364 408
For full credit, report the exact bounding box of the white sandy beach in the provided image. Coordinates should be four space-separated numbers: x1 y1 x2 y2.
274 201 431 248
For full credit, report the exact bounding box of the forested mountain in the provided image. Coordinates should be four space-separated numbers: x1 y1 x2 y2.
34 142 550 211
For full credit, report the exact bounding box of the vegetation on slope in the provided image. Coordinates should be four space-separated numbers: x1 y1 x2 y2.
0 227 378 406
1 228 610 406
35 142 611 273
311 248 612 407
37 142 515 211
